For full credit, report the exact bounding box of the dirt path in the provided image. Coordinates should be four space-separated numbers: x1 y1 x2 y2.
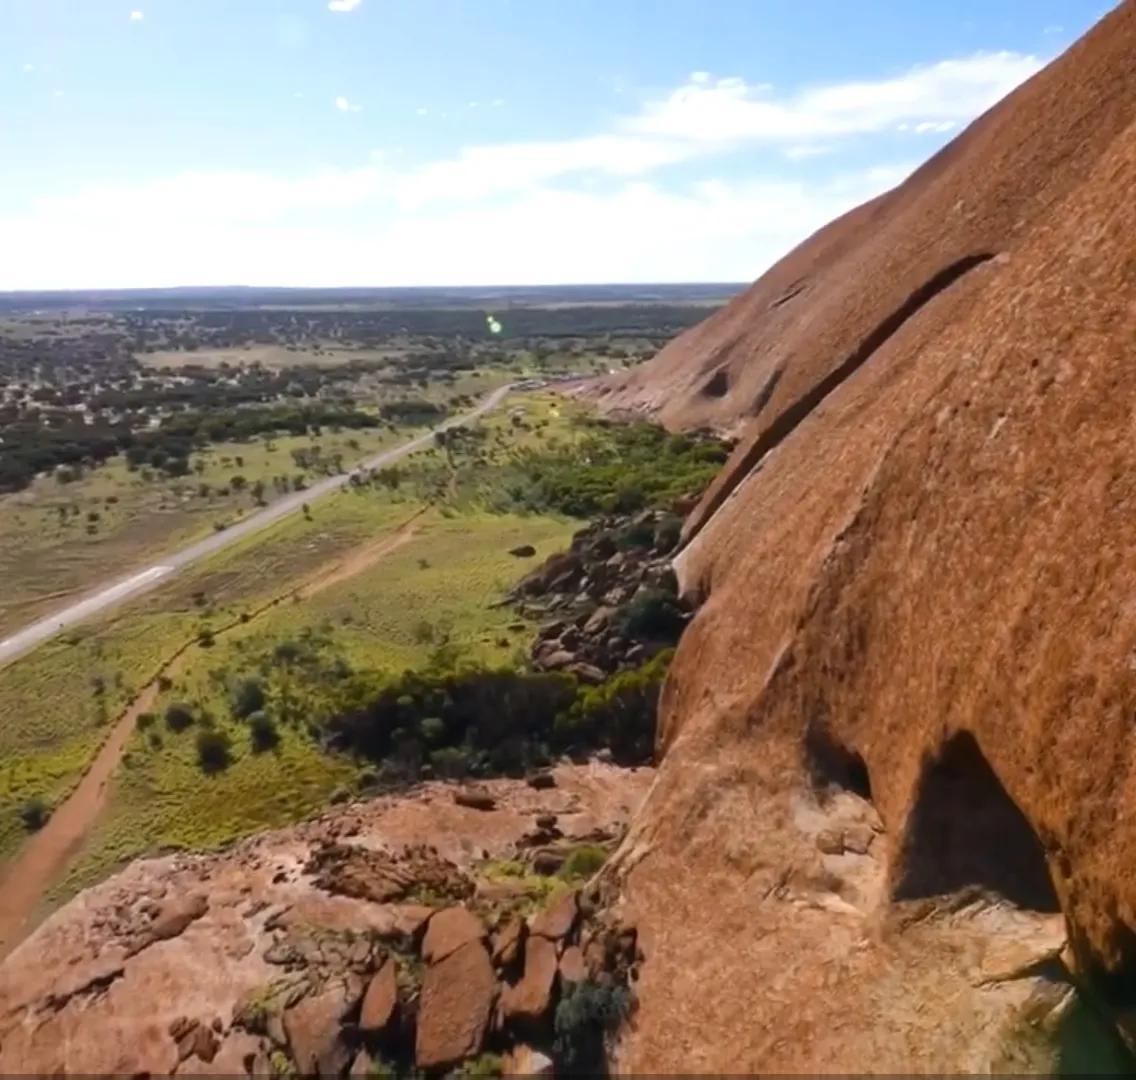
294 514 422 600
0 513 425 958
0 384 513 669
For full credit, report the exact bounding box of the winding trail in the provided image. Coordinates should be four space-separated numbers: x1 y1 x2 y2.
0 511 427 957
0 384 514 670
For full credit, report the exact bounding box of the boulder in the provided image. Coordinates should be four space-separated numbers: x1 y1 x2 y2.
358 960 399 1035
526 771 556 790
529 890 578 941
559 945 587 986
815 829 845 856
421 907 486 965
537 620 567 641
453 788 496 812
842 824 876 855
491 917 526 968
583 606 616 636
415 941 497 1071
149 893 208 944
566 662 607 685
187 1024 219 1065
499 935 558 1028
284 985 354 1078
536 650 576 671
508 544 537 558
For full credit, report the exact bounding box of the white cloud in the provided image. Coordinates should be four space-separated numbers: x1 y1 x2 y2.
914 120 958 134
327 0 362 11
416 107 429 116
2 164 912 289
22 63 35 73
0 48 1045 289
784 144 834 161
629 52 1041 145
129 10 144 21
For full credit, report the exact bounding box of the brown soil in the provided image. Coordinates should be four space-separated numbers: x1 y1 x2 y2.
293 513 422 600
0 514 423 959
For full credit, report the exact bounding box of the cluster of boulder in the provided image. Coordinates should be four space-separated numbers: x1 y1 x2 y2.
508 508 690 680
224 874 639 1076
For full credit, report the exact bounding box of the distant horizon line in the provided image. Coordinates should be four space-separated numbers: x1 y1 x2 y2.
0 280 749 297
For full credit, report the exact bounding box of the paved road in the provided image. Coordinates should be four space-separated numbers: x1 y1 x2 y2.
0 384 514 668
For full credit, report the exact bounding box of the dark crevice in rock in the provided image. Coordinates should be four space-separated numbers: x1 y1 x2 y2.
749 364 785 418
893 731 1059 912
769 280 808 309
804 724 873 803
700 367 730 399
685 252 996 545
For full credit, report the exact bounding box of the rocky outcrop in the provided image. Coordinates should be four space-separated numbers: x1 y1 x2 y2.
511 509 690 678
304 841 472 905
0 764 651 1076
579 2 1136 1072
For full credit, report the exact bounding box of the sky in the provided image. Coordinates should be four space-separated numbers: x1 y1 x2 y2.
0 0 1113 290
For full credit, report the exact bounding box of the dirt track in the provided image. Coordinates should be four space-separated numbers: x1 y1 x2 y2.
0 513 426 957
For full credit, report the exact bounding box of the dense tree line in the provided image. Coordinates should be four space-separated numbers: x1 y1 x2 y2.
0 398 443 491
487 419 731 517
0 415 132 492
321 650 671 780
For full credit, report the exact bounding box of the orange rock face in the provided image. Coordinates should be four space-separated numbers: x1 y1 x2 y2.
585 2 1136 1072
416 941 496 1070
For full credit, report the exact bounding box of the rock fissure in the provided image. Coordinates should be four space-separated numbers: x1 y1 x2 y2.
684 252 997 545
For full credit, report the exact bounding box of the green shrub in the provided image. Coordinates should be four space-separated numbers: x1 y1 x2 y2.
559 844 608 881
248 711 279 753
554 650 672 765
229 676 266 719
456 1053 505 1078
195 728 233 773
430 746 471 779
19 796 50 832
615 517 656 551
419 715 447 745
480 419 728 518
135 711 156 730
554 980 630 1075
164 702 195 732
653 515 683 552
364 1057 396 1080
615 587 685 643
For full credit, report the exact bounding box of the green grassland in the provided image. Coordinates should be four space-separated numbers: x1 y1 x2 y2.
56 506 575 899
0 392 578 898
2 388 708 910
0 461 418 865
0 422 412 637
